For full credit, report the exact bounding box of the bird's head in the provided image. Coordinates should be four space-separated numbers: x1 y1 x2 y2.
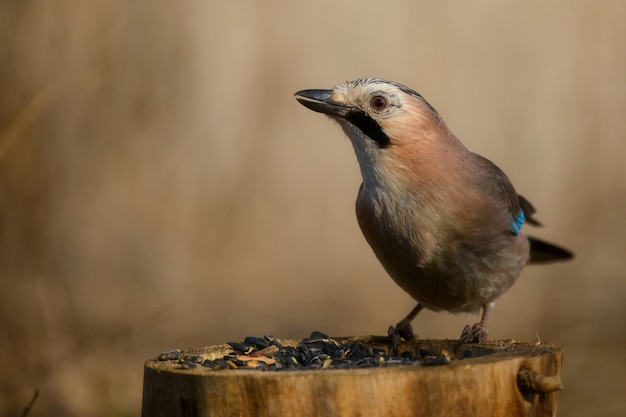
295 78 461 189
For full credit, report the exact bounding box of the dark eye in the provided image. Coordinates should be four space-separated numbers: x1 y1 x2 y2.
370 95 388 111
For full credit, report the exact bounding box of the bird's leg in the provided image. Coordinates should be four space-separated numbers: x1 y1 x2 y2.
458 302 494 344
388 303 423 353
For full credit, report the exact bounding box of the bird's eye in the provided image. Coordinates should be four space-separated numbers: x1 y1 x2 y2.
370 95 388 111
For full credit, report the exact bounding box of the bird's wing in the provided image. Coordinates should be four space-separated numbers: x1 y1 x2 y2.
517 194 542 227
471 154 527 234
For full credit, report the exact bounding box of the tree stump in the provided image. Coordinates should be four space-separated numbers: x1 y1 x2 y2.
142 337 563 417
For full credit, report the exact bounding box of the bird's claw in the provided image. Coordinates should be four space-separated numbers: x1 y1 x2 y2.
388 320 417 354
458 322 489 344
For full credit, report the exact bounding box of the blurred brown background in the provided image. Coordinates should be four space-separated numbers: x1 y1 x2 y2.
1 1 624 416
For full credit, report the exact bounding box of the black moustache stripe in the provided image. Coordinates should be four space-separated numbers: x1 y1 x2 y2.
345 110 391 148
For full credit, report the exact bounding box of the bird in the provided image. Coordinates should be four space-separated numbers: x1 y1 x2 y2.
294 78 573 346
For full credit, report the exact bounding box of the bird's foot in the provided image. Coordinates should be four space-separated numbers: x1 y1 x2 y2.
387 319 417 354
458 322 489 344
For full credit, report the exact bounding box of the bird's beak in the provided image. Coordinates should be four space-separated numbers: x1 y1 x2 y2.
294 89 350 117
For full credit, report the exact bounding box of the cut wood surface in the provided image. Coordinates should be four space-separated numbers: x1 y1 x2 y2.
142 337 563 417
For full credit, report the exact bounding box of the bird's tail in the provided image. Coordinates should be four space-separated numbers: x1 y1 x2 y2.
528 236 574 263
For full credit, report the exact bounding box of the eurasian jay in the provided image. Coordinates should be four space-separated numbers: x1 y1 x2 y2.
295 78 573 346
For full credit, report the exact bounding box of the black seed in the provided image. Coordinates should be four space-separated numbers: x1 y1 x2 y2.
158 349 181 361
228 342 253 353
372 348 387 357
310 331 329 339
244 336 270 350
231 359 247 367
166 333 459 372
419 349 436 359
332 349 344 359
203 359 231 370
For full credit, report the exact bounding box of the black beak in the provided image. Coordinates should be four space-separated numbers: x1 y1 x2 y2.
294 87 391 148
294 89 351 117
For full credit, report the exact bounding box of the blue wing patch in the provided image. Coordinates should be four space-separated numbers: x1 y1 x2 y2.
512 211 525 235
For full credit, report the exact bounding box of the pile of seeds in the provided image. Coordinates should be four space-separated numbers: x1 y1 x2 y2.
156 331 454 371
